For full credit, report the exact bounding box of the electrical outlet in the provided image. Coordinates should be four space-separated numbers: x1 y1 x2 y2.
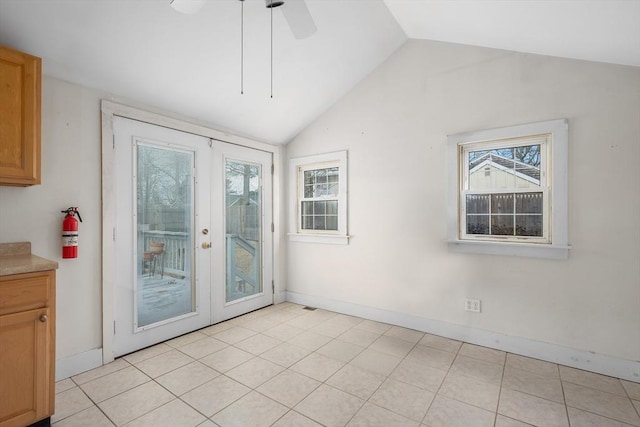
465 298 481 313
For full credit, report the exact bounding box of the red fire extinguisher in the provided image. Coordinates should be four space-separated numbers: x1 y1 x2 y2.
61 207 82 259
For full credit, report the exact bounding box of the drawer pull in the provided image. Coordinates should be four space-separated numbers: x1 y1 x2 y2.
39 314 48 323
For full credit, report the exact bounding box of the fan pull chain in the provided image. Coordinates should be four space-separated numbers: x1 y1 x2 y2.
240 0 244 94
270 1 274 98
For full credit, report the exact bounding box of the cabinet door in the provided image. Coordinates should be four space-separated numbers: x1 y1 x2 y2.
0 307 51 427
0 46 42 186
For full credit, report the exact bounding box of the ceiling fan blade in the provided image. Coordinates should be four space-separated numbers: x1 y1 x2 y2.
170 0 206 14
281 0 317 39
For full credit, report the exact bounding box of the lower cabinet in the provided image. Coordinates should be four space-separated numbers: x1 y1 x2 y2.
0 270 55 427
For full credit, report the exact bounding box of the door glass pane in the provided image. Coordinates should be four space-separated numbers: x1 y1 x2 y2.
226 160 262 303
136 144 194 327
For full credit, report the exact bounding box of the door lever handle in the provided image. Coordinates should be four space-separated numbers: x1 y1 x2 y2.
202 242 211 249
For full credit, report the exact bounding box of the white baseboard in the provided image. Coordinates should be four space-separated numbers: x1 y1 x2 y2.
56 348 103 381
274 290 287 305
286 291 640 383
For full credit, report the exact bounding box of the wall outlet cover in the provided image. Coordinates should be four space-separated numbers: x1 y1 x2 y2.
465 298 481 313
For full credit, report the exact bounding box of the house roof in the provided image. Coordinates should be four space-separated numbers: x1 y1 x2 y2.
1 0 637 145
469 153 541 183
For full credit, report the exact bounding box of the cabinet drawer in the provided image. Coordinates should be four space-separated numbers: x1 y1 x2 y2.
0 272 52 315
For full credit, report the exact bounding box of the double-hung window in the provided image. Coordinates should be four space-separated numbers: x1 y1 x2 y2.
289 151 348 244
448 119 569 259
462 137 549 242
300 164 340 232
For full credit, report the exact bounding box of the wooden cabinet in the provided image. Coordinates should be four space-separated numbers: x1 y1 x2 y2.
0 45 42 186
0 270 55 427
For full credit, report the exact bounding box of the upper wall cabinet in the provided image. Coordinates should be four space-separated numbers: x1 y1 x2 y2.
0 45 42 186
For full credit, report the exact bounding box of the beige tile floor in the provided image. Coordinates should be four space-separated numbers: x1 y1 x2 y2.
52 302 640 427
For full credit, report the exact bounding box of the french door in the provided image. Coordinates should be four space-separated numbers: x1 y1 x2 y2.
211 141 273 323
112 117 272 357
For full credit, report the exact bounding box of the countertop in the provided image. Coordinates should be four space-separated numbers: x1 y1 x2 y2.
0 242 59 276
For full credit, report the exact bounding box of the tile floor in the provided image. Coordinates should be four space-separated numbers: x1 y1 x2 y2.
52 302 640 427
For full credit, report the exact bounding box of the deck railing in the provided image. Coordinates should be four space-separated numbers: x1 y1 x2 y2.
226 234 260 301
140 230 260 296
141 230 189 275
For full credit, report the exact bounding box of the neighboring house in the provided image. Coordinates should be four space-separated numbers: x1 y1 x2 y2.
468 152 540 189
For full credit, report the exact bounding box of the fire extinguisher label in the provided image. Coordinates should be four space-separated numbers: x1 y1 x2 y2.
62 234 78 246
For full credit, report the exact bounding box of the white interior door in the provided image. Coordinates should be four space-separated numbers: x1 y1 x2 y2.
112 117 273 357
113 117 212 357
211 141 273 323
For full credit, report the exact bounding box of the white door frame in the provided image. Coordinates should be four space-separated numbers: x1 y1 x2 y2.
101 100 284 364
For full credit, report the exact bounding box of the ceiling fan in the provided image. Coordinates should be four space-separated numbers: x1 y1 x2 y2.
170 0 317 39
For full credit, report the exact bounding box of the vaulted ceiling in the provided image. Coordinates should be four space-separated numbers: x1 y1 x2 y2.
1 0 638 145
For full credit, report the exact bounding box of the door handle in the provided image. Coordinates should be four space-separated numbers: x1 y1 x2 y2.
202 242 211 249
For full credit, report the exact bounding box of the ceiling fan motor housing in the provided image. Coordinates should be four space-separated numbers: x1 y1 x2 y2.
265 0 285 8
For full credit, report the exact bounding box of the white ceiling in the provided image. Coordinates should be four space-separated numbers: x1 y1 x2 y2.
1 1 638 145
384 0 640 69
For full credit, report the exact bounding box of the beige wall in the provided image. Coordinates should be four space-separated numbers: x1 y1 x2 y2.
0 75 285 375
0 76 106 360
1 39 638 380
286 40 640 373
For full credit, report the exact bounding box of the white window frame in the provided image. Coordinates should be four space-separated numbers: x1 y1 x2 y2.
460 135 550 243
447 119 570 259
289 151 348 245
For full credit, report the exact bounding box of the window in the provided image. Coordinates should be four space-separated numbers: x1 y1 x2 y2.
289 151 348 244
462 137 548 242
300 166 340 231
447 119 569 259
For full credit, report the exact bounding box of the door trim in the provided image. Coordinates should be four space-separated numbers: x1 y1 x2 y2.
101 100 284 364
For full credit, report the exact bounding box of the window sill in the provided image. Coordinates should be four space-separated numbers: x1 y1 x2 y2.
447 240 570 259
288 233 349 245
